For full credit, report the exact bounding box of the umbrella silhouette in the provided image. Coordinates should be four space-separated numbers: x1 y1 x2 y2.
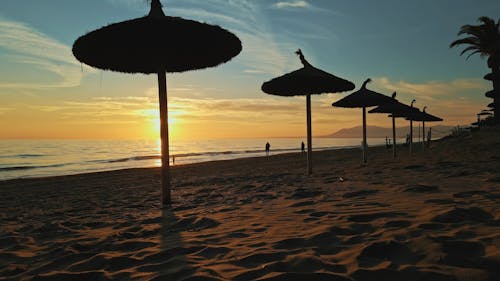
369 92 419 158
332 78 394 163
73 0 242 206
485 90 496 99
479 110 493 116
405 107 443 150
261 49 354 175
389 99 418 155
488 102 496 109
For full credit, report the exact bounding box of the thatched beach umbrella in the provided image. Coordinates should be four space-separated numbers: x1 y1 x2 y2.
73 0 242 206
485 90 497 99
332 78 394 163
407 107 443 150
488 102 496 109
389 99 417 155
479 110 493 116
261 49 355 175
369 92 418 158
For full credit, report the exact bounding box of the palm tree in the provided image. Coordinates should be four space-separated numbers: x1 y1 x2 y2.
450 16 500 124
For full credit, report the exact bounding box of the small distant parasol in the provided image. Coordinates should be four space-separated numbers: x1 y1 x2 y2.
405 107 443 150
262 49 354 174
485 90 497 99
332 78 394 163
369 92 418 158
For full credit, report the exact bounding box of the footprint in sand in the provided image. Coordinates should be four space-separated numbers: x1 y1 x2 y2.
342 189 378 198
357 240 422 267
403 184 439 193
432 207 493 224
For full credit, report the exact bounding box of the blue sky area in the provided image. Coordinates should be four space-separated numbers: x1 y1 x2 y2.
1 0 499 139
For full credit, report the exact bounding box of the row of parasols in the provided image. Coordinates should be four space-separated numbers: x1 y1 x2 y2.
71 0 441 205
262 49 443 175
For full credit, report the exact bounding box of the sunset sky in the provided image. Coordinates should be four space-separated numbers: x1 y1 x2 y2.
1 0 499 140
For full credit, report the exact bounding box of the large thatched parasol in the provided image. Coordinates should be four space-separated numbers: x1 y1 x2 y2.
332 78 394 163
406 107 443 150
73 0 242 206
369 92 418 158
261 49 354 175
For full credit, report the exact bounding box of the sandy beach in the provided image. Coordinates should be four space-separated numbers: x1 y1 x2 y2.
1 128 499 281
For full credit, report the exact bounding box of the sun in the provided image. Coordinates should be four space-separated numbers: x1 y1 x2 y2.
146 109 178 140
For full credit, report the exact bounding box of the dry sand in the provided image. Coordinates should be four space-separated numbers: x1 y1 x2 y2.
1 128 499 281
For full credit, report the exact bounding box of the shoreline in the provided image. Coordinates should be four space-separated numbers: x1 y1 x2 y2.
1 138 429 183
1 129 499 281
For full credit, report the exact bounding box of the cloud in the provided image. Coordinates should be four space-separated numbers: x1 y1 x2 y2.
103 0 314 76
374 77 489 98
273 1 310 9
0 107 14 115
0 17 85 89
110 0 295 76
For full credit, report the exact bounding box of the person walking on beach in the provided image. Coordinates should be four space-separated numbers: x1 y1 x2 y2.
265 142 270 156
301 141 305 154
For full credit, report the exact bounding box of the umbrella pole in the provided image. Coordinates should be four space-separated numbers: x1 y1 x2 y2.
306 94 312 175
392 115 396 159
158 71 171 206
409 119 413 156
422 121 425 151
362 106 367 163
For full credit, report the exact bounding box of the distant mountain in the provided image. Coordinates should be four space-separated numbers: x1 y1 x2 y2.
322 125 455 138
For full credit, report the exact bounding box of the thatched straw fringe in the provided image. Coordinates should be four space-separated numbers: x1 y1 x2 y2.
261 66 354 96
73 16 242 74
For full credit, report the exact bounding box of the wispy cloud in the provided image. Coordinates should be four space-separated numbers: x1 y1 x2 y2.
372 77 490 104
0 17 85 89
0 107 14 115
273 1 310 9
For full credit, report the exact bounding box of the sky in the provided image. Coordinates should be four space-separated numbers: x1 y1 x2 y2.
0 0 499 140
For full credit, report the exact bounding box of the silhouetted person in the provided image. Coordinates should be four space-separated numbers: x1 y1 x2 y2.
385 137 390 149
301 141 305 153
172 155 175 165
405 134 410 146
265 142 270 156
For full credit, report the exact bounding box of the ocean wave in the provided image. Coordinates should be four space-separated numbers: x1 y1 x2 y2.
90 147 313 165
0 163 65 172
0 154 47 159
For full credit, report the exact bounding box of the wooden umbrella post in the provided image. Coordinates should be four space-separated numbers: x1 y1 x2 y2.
158 70 171 206
392 115 396 159
362 106 367 163
409 119 413 156
422 121 426 151
306 94 312 175
409 100 415 157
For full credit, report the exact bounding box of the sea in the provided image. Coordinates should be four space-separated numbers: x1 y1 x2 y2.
0 138 391 181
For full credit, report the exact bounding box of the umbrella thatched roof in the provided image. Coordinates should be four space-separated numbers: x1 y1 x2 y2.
368 92 418 116
488 102 496 108
332 78 394 108
73 0 242 74
478 111 493 116
484 73 500 81
405 109 443 122
261 49 355 96
485 90 497 98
